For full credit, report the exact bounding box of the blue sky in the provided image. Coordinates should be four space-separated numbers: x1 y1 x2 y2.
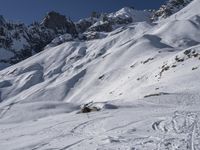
0 0 167 24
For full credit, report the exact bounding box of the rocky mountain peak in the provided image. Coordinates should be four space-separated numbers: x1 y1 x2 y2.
41 11 77 35
0 15 6 26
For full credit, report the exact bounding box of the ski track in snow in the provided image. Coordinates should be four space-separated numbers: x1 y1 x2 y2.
1 103 200 150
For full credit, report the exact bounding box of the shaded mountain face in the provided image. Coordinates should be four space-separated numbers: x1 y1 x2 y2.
152 0 193 20
41 11 77 35
0 12 77 70
0 18 30 68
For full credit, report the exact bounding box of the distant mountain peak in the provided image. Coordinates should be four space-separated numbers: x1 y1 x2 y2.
41 11 77 35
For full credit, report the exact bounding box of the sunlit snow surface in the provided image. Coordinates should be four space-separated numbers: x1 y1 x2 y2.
1 0 200 149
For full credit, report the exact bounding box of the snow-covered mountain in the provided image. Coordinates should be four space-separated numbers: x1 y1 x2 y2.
0 12 77 70
0 7 151 71
1 0 200 149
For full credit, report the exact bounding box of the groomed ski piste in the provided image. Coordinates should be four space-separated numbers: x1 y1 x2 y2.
1 0 200 149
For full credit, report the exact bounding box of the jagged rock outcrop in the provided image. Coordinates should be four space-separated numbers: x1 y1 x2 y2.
76 7 150 40
0 12 79 68
0 18 30 65
152 0 193 20
41 11 77 35
0 15 6 25
76 19 93 33
27 22 55 53
88 21 113 32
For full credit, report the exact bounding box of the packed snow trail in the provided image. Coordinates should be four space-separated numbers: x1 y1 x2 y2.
1 97 200 150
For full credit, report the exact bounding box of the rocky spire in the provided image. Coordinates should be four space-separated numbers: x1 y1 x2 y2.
41 11 77 35
0 15 6 26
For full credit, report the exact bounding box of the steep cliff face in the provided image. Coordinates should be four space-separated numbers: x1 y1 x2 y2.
41 11 77 35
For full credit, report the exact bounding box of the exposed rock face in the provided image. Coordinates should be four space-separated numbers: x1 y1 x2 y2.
0 15 6 25
89 21 113 32
83 7 150 34
81 31 107 41
152 0 193 20
0 12 78 68
76 19 93 33
0 19 31 65
27 23 55 53
111 17 133 25
41 11 77 35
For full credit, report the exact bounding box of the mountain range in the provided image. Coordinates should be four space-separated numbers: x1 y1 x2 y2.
0 0 190 70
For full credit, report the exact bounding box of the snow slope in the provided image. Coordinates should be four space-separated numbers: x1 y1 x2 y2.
1 0 200 149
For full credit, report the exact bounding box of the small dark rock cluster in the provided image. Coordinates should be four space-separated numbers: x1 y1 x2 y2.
144 92 170 98
157 48 200 78
79 102 100 113
142 58 154 64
